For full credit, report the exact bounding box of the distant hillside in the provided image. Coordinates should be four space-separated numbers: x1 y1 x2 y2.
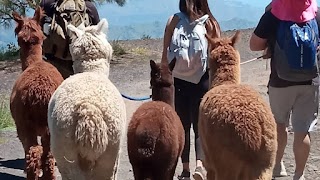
220 18 256 31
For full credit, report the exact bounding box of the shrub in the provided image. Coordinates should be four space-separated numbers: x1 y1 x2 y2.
111 40 127 57
0 43 20 61
141 34 151 40
0 96 14 129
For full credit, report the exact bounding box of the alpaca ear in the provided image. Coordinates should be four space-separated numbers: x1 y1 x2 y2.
67 24 83 38
205 33 219 49
168 58 176 72
95 18 108 34
12 11 23 24
150 60 157 70
33 7 44 24
231 30 241 47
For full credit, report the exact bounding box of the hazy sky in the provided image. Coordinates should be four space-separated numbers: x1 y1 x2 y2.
96 0 271 26
1 0 320 44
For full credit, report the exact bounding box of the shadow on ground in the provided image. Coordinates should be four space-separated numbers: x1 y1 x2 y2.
0 158 24 170
0 172 24 180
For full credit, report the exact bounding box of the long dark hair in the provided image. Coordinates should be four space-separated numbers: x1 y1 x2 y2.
179 0 221 38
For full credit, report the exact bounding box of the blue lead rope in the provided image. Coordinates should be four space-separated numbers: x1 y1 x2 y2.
121 93 152 101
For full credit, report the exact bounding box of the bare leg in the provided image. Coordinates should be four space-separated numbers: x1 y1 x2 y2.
293 132 310 178
274 124 287 171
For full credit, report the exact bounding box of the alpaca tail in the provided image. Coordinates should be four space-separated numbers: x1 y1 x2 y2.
73 101 108 171
136 127 160 158
26 145 43 178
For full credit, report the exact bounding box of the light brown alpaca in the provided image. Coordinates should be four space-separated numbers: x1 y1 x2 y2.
198 31 277 180
127 59 185 180
10 7 64 180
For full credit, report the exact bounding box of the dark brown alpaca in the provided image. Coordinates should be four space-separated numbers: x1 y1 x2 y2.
198 31 277 180
127 58 185 180
150 58 176 107
10 7 64 180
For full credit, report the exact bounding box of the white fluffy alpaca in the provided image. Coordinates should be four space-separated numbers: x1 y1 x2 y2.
47 19 126 180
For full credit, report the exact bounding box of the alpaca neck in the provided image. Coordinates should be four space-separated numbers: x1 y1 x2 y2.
209 63 240 89
152 85 175 108
20 44 43 71
73 58 110 76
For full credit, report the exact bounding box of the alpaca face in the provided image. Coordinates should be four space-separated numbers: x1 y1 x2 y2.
67 19 113 64
206 31 241 87
150 60 174 89
206 31 241 66
12 7 45 46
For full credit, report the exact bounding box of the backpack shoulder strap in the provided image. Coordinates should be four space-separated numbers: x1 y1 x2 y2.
192 14 209 25
55 0 86 13
174 12 190 24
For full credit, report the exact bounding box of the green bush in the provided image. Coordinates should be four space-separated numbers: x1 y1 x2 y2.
141 34 151 40
0 96 14 129
0 43 20 61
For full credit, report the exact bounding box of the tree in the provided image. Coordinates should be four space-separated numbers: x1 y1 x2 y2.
0 0 126 28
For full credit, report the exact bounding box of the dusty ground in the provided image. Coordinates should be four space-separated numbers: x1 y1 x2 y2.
0 29 319 180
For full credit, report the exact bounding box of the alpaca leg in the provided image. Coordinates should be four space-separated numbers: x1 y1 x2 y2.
168 156 180 180
26 145 43 180
17 128 40 179
152 167 168 180
41 129 55 180
132 166 145 180
257 166 274 180
132 166 143 180
210 153 243 180
15 126 36 172
92 147 119 180
215 160 244 180
206 167 215 180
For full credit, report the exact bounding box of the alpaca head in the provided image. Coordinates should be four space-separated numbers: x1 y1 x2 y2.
150 58 176 107
12 7 45 47
67 18 113 75
206 31 241 88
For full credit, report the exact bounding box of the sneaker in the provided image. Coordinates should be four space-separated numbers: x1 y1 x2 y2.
178 170 191 180
293 173 305 180
193 166 205 180
273 161 288 177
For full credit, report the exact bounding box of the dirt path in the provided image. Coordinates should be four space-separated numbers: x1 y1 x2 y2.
0 30 319 179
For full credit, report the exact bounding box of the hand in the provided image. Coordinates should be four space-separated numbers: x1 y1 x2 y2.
262 47 271 59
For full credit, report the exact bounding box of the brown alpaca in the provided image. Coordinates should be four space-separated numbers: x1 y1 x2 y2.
198 31 277 180
10 7 64 180
127 59 185 180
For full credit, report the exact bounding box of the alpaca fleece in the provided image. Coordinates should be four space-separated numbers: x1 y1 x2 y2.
10 7 63 180
199 31 277 180
48 19 126 180
127 60 184 180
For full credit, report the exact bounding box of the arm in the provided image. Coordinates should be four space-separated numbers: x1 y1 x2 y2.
250 11 277 52
250 34 268 51
39 0 55 29
265 2 272 12
85 1 100 25
161 15 179 62
40 0 56 18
